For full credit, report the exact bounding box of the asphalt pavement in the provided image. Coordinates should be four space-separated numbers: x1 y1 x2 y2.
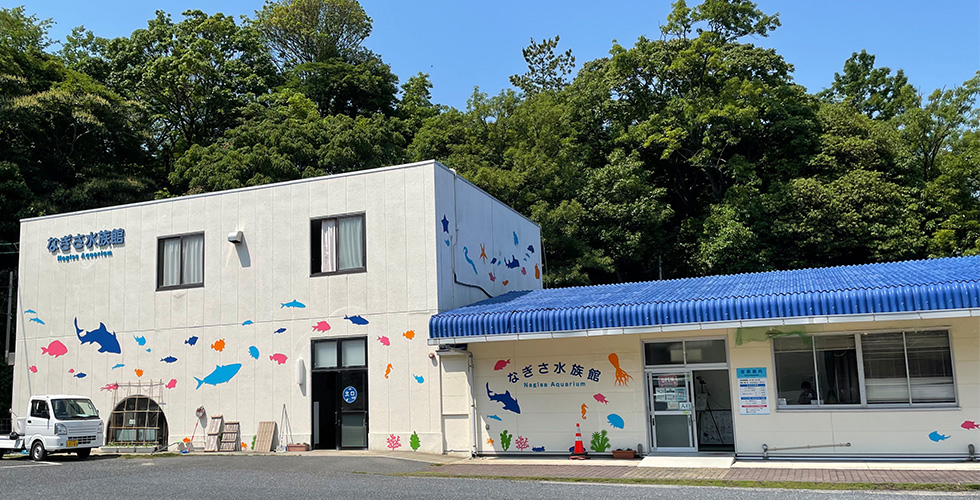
0 451 977 499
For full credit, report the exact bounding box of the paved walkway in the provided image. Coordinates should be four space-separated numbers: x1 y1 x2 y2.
421 457 980 487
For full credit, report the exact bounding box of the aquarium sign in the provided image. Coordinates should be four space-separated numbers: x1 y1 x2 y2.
48 228 124 262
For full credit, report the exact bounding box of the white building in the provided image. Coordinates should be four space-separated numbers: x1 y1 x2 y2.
14 158 980 459
14 160 542 453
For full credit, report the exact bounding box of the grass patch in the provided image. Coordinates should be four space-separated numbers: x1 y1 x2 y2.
397 472 980 492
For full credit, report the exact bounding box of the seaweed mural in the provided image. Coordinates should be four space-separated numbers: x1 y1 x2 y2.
515 436 529 451
590 430 610 452
410 431 420 451
386 434 402 450
499 430 512 451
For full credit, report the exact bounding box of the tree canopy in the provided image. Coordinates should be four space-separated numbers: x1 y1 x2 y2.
1 0 978 285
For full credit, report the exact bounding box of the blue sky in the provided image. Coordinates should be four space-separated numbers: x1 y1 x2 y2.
18 0 980 109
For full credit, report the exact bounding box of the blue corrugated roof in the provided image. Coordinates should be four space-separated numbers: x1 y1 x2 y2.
429 256 980 340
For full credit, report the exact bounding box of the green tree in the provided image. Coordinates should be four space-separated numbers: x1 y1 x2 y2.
100 10 279 157
818 50 919 120
254 0 372 67
900 73 980 181
509 36 575 95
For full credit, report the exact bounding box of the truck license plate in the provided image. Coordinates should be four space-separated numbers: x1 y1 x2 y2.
67 440 78 447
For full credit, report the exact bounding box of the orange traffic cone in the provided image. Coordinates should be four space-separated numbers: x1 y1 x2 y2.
570 423 590 460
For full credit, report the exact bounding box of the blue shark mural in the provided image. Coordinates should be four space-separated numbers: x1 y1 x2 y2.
344 315 369 325
195 364 243 389
280 300 305 309
74 318 121 354
487 383 521 414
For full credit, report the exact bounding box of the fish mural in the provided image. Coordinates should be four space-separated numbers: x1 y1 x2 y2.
490 258 497 265
165 379 177 389
593 393 609 404
532 446 545 452
384 363 392 379
274 328 287 334
42 340 68 357
521 267 526 275
513 232 519 246
248 346 259 359
134 335 146 346
378 336 390 346
581 403 588 419
28 365 37 373
242 320 253 326
72 372 86 379
185 336 199 346
146 348 151 353
280 299 306 309
527 245 534 254
24 309 37 315
441 215 449 233
29 317 45 325
160 356 178 364
403 330 415 340
111 363 125 370
962 421 980 430
479 244 488 263
928 431 950 442
135 369 143 378
270 353 288 365
487 383 521 414
505 256 520 269
607 413 625 429
413 374 424 384
608 353 633 387
74 318 121 354
313 321 331 332
345 315 369 325
502 280 509 286
486 415 502 422
444 239 450 246
535 264 540 279
463 247 478 274
488 272 496 282
194 363 242 389
100 383 118 391
493 359 511 371
211 339 226 352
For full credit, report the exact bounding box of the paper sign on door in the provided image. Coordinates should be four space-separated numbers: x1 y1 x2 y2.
658 375 678 387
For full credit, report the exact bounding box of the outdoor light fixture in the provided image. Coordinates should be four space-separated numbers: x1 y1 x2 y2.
227 231 243 244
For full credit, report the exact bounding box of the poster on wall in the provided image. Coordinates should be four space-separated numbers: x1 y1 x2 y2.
736 367 769 415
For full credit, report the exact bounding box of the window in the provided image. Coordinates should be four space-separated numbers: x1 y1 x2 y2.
157 233 204 289
107 396 168 447
774 330 955 408
30 400 49 419
644 339 727 366
313 338 366 369
311 214 365 275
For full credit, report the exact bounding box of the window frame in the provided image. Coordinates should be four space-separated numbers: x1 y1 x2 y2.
772 329 958 411
156 232 205 291
310 212 367 277
311 338 367 371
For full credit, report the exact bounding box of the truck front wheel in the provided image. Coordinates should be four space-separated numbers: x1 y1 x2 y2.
30 441 47 461
76 448 91 459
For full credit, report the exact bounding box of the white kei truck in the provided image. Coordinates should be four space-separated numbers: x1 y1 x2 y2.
1 395 104 461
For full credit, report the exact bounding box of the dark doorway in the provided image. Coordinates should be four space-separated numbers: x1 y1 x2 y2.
692 369 735 452
311 338 368 450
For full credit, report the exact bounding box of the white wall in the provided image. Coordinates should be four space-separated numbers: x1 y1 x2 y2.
15 161 512 454
469 336 646 455
434 167 543 312
461 315 978 458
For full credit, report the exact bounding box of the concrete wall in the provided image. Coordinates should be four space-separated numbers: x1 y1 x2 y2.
14 160 537 454
466 315 978 458
434 167 543 312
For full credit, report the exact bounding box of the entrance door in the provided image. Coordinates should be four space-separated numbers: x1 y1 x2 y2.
646 372 696 451
311 338 368 450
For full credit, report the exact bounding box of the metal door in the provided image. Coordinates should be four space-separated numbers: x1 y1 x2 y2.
646 372 696 451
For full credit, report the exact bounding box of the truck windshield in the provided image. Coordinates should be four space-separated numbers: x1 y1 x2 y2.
51 399 100 420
